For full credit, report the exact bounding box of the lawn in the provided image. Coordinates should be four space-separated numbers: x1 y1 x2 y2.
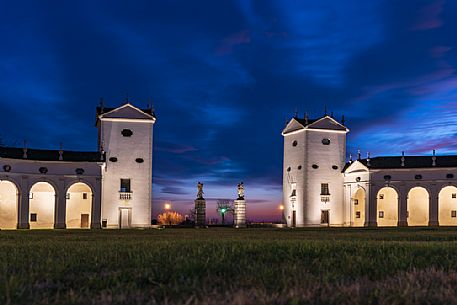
2 228 457 304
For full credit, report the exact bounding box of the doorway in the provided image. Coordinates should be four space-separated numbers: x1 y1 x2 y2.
292 210 296 227
119 208 131 228
80 214 89 228
321 210 330 226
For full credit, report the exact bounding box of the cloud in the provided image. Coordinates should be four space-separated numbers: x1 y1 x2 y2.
410 0 445 31
216 30 251 55
2 0 457 221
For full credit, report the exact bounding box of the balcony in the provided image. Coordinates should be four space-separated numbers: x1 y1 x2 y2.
119 192 132 200
320 195 330 203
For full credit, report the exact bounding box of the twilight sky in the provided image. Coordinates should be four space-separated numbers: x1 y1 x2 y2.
1 0 457 221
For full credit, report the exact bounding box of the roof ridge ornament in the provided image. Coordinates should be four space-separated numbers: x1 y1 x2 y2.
367 152 371 167
341 114 345 125
304 112 309 125
23 140 27 159
59 143 63 161
401 151 405 167
357 149 361 160
349 153 353 163
99 97 105 113
432 149 437 166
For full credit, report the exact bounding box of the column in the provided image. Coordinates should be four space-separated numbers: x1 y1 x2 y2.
54 178 66 229
366 183 378 227
17 176 30 229
343 184 352 227
429 184 439 226
91 178 102 229
398 184 408 226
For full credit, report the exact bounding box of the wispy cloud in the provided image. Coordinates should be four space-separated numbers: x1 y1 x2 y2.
410 0 445 31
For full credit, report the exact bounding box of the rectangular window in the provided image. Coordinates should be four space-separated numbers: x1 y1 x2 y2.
30 213 37 222
452 193 456 199
320 183 330 195
379 211 384 218
355 211 361 218
120 179 131 193
452 211 457 218
83 193 88 200
354 199 359 205
379 194 384 200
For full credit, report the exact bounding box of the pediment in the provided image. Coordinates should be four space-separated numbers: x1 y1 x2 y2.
344 160 369 174
307 116 348 131
282 118 305 135
100 103 155 121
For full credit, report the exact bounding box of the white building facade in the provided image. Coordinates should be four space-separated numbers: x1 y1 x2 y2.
283 115 457 227
0 103 155 229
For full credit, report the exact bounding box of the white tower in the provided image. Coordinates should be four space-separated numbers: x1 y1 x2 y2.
282 115 348 227
97 102 156 228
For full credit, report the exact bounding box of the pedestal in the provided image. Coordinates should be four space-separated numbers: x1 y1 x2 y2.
234 199 246 228
194 199 206 227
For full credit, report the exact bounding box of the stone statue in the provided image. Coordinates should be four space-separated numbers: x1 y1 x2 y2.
197 181 204 199
237 182 244 199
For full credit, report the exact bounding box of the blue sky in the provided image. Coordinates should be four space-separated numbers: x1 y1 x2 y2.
1 0 457 220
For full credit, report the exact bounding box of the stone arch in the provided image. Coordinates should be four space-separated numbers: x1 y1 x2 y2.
65 182 93 229
439 185 457 226
377 187 398 227
0 179 20 229
352 187 365 227
407 186 429 226
29 182 56 229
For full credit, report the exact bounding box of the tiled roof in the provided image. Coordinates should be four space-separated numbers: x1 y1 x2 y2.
293 117 319 126
344 155 457 171
0 147 104 162
96 106 155 117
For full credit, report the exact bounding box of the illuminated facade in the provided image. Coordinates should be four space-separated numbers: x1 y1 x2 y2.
0 103 156 229
283 115 457 227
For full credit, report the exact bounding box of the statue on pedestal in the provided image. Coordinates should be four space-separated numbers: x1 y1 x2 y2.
237 182 244 200
197 181 204 199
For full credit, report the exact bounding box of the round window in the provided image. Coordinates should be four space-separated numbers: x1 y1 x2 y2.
298 165 302 170
312 164 319 169
121 129 133 137
75 168 85 175
109 157 118 162
332 165 338 170
135 158 144 163
292 140 298 147
287 167 291 172
322 139 331 145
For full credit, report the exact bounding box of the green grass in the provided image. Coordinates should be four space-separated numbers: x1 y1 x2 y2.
2 228 457 304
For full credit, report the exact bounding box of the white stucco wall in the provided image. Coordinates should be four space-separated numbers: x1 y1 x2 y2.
283 117 347 227
100 117 154 228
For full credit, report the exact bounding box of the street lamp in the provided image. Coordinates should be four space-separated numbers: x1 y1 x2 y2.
164 202 171 210
279 204 284 210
